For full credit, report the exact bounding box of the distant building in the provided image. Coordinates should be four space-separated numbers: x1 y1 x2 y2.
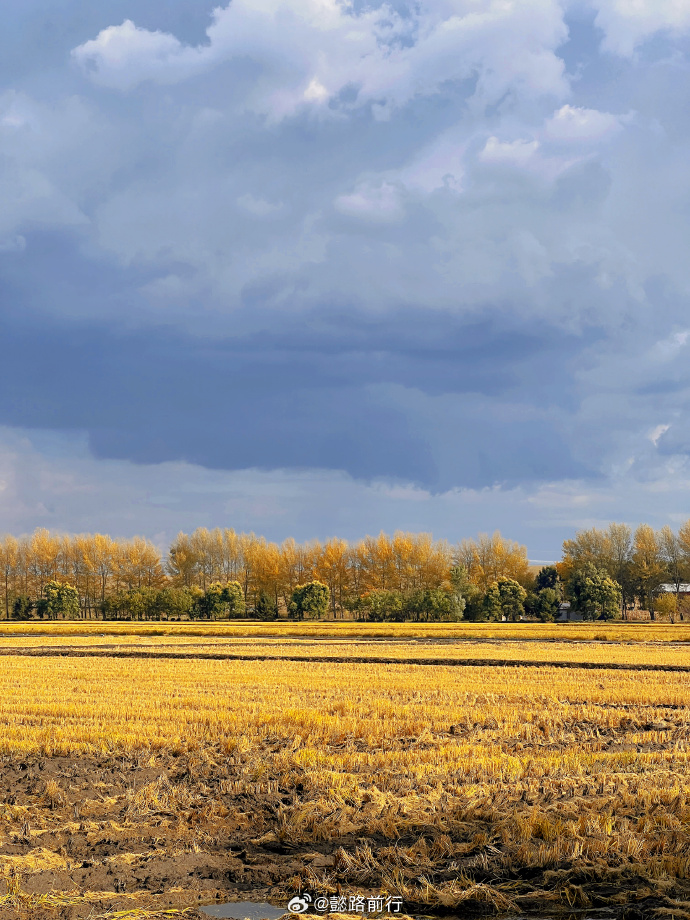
659 584 690 595
556 602 584 622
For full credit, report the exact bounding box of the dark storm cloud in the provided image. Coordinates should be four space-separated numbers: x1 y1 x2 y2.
0 291 589 487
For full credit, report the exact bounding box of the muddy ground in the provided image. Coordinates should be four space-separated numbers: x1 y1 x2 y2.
2 748 690 920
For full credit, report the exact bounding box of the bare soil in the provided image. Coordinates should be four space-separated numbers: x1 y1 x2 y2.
2 748 690 920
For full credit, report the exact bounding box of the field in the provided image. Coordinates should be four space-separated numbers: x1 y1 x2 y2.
1 624 690 920
2 620 690 640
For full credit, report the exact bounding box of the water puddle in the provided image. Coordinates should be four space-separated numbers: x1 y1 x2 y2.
200 901 287 920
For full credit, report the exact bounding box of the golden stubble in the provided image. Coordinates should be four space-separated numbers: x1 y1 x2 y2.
2 651 690 913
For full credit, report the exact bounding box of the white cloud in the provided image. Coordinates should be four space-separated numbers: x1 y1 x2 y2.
0 90 117 243
544 104 622 143
339 127 467 204
655 329 690 359
591 0 690 57
649 423 671 446
72 4 399 116
237 193 284 217
472 107 623 187
72 0 570 118
335 181 404 221
479 136 540 164
71 19 206 91
62 1 584 316
0 164 88 237
303 77 330 103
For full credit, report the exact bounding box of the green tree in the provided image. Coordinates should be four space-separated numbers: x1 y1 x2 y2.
567 564 622 621
404 588 463 622
155 586 195 620
99 592 126 620
122 589 144 620
289 581 330 620
254 590 278 620
368 589 404 621
495 577 527 621
12 595 34 620
533 586 560 621
449 565 483 621
349 590 404 621
535 565 560 593
526 567 562 621
481 582 502 621
222 581 246 619
123 587 158 620
38 580 80 620
447 565 470 619
194 582 229 620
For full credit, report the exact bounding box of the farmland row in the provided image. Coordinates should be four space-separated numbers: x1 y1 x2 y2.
2 637 690 669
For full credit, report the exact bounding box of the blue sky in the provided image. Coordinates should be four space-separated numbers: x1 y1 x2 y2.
1 0 690 559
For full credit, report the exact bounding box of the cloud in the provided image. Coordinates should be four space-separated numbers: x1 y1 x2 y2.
0 234 26 253
543 104 622 143
649 423 671 447
1 0 690 548
654 329 690 359
72 19 203 90
237 193 283 217
61 3 650 327
0 164 87 238
0 309 593 490
334 181 404 221
479 136 540 165
590 0 690 56
1 425 689 561
0 90 116 243
72 0 569 118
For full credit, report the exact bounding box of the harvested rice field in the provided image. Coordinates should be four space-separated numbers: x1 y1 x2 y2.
2 626 690 920
1 621 690 640
4 636 690 670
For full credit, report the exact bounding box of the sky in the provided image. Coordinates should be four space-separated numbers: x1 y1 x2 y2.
1 0 690 560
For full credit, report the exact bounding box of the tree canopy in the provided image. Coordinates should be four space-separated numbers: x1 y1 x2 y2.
0 521 689 622
566 564 622 621
289 581 330 620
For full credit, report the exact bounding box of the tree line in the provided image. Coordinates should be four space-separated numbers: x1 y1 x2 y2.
0 528 528 621
559 522 690 621
0 522 687 621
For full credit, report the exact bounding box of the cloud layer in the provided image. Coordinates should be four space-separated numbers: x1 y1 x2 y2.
1 0 690 551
